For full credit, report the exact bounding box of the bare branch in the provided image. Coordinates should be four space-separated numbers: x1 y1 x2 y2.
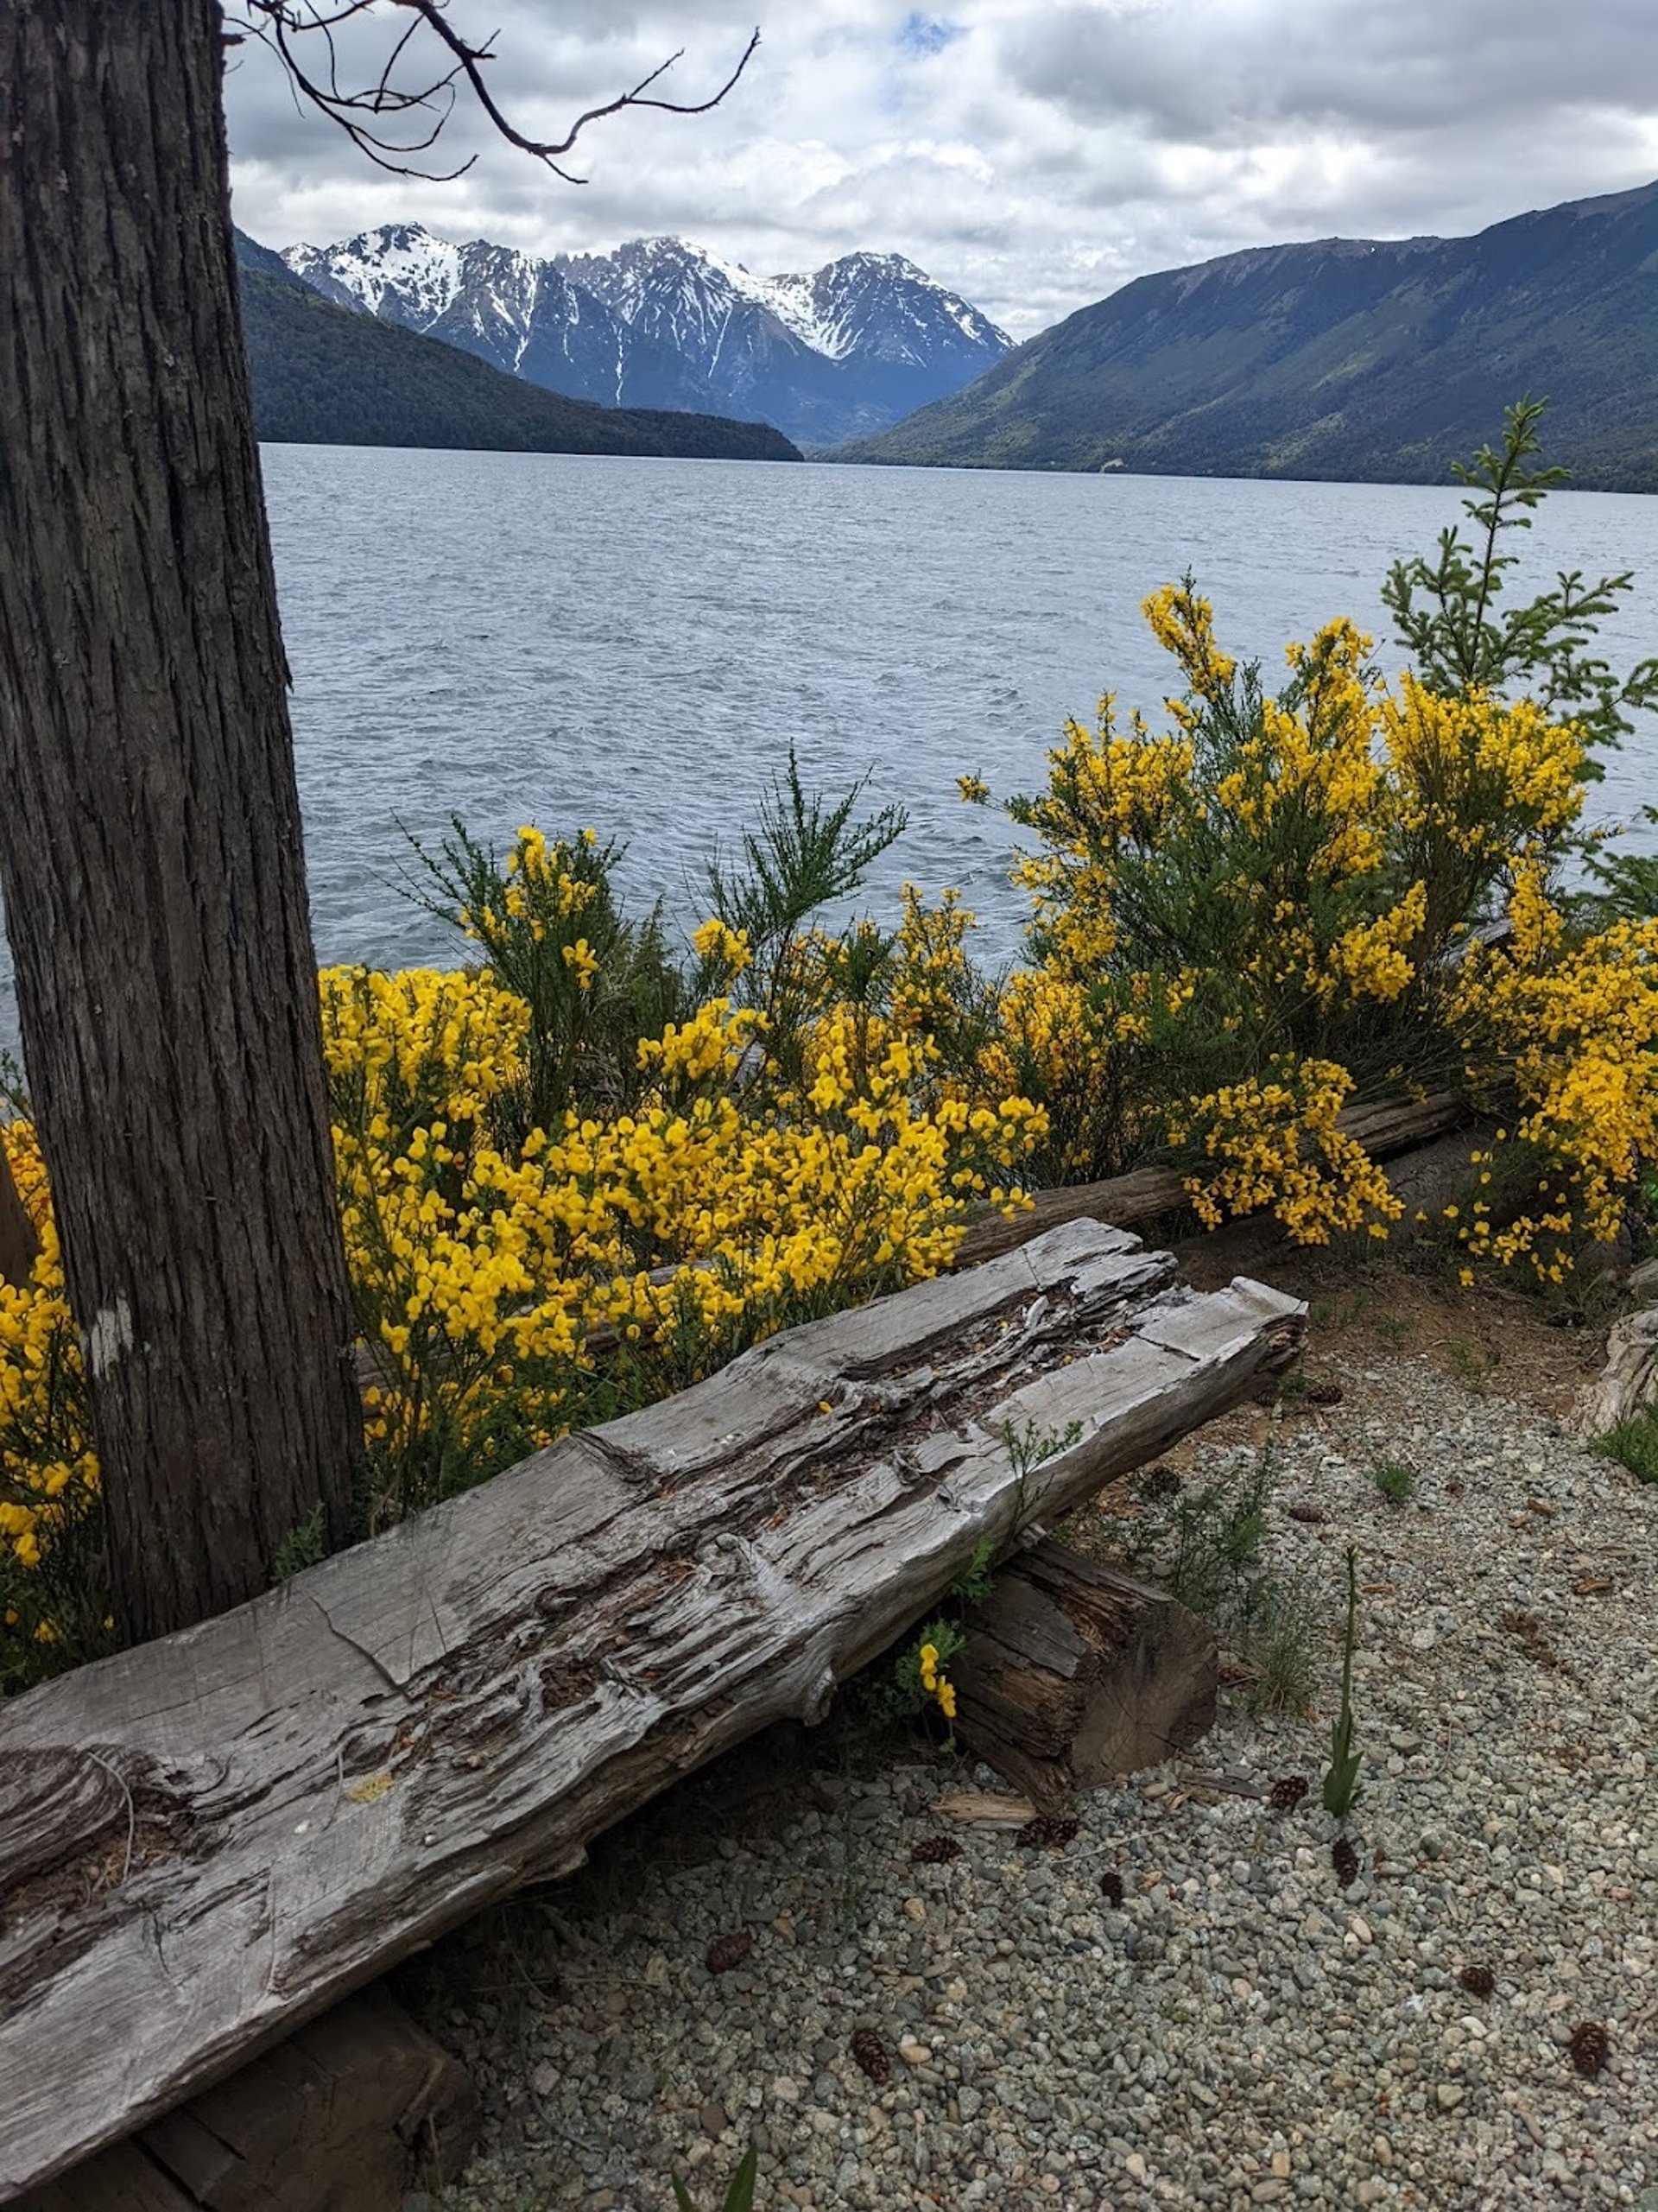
231 1 760 186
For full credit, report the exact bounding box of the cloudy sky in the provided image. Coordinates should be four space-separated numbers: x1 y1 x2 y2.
225 0 1658 336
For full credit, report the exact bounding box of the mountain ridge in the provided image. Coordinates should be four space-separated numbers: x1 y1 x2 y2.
835 181 1658 491
281 225 1012 446
232 230 802 465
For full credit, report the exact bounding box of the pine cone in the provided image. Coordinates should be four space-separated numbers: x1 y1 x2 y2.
850 2026 890 2083
1016 1814 1080 1849
1287 1503 1327 1525
704 1930 754 1975
1458 1964 1495 1999
1331 1835 1359 1887
1269 1775 1310 1810
1137 1463 1180 1499
1098 1870 1124 1907
1568 2019 1610 2077
1304 1380 1345 1406
909 1835 962 1865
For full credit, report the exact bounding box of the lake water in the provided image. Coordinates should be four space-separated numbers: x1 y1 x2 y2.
3 450 1656 1062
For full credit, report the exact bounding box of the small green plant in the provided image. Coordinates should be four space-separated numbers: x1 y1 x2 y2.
1237 1573 1319 1716
1446 1337 1496 1394
1372 1458 1414 1505
272 1502 328 1582
893 1616 965 1730
704 744 907 1068
1322 1546 1364 1822
951 1533 998 1607
1002 1412 1085 1524
1592 1412 1658 1484
673 2142 758 2212
1123 1442 1314 1712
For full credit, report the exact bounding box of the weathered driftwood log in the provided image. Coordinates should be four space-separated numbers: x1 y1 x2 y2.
0 1220 1302 2199
1576 1305 1658 1438
951 1538 1218 1809
954 1093 1462 1267
20 1990 477 2212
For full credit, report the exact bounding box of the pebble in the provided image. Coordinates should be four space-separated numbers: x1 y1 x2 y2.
421 1356 1656 2212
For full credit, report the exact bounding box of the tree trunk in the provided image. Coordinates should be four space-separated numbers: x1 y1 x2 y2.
0 1 361 1641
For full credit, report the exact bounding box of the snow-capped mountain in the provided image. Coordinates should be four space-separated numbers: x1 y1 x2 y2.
280 225 1012 445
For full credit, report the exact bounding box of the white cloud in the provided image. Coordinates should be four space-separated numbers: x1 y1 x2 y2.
224 0 1658 335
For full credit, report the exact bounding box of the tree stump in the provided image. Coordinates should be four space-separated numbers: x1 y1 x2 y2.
952 1538 1218 1808
21 1990 478 2212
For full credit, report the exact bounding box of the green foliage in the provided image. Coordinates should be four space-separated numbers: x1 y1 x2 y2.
892 1615 965 1715
407 818 687 1143
1445 1339 1496 1394
1000 1414 1085 1524
1372 1458 1414 1505
951 1534 998 1607
1241 1575 1319 1718
1124 1442 1315 1714
1382 396 1658 764
1592 1412 1658 1484
704 746 907 1075
273 1503 327 1582
673 2143 759 2212
1322 1546 1364 1822
1580 806 1658 923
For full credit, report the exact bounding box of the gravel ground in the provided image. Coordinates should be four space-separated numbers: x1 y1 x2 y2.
420 1351 1657 2212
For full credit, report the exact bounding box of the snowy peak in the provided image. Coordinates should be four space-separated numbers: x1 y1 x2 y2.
282 226 1013 445
771 252 1010 365
285 223 465 324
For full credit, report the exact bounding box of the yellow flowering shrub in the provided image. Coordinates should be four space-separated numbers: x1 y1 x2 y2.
1448 913 1658 1279
322 954 1045 1524
984 573 1643 1254
3 884 1046 1667
0 1122 105 1679
1167 1060 1401 1245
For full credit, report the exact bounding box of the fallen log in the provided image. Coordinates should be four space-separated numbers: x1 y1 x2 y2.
1576 1305 1658 1438
954 1093 1463 1267
0 1220 1303 2199
21 1990 477 2212
951 1538 1218 1809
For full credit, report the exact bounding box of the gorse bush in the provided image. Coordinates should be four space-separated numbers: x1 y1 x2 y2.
3 398 1655 1684
1 779 1045 1683
961 401 1658 1264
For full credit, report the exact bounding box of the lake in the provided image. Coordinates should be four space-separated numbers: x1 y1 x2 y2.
3 449 1655 1062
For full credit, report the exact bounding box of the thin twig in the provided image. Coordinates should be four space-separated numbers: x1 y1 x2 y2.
231 3 759 185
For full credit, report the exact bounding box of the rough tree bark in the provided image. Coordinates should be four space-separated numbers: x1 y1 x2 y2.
0 1 362 1641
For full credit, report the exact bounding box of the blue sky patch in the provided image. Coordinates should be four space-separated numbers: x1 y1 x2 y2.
898 11 965 58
